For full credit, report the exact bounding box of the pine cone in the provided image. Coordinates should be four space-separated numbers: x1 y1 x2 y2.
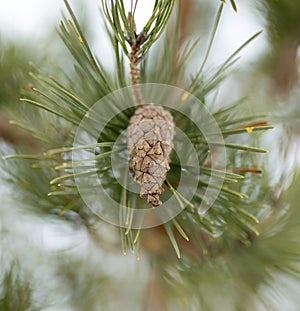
127 105 175 207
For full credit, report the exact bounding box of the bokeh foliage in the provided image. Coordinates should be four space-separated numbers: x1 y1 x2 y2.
0 0 299 310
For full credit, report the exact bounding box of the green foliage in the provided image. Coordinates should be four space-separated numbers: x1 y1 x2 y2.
253 0 300 92
0 43 31 107
257 0 300 42
1 0 300 310
151 177 300 311
2 0 274 259
0 264 39 311
102 0 176 56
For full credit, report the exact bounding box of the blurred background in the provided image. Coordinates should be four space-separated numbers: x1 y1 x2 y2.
0 0 300 310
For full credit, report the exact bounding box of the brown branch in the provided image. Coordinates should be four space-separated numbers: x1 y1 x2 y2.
126 14 148 106
129 45 144 106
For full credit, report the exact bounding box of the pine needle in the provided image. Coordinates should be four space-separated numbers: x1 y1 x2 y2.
164 223 181 259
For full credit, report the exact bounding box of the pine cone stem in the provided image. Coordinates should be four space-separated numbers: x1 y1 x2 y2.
129 51 144 107
127 28 148 107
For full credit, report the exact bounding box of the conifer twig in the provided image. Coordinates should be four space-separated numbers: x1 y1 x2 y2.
127 31 148 106
102 0 176 106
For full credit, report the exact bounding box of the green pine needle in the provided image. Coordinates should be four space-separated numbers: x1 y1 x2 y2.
164 223 181 259
102 0 176 57
189 1 225 92
229 0 238 12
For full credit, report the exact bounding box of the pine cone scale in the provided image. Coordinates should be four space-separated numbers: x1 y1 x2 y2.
127 105 175 207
